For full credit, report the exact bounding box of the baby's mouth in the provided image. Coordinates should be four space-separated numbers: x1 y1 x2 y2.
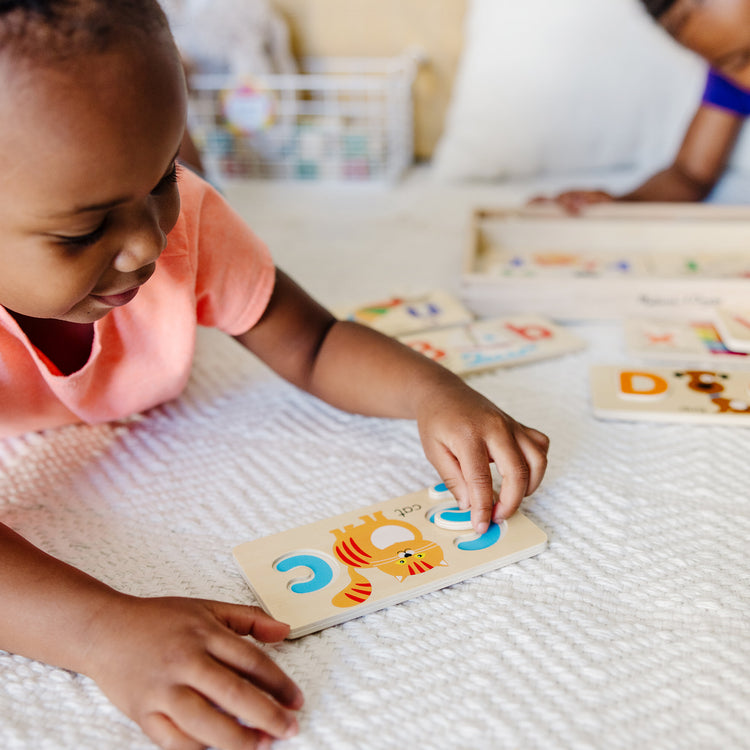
90 265 156 307
89 285 141 307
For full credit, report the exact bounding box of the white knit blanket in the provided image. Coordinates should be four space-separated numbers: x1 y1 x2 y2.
2 168 749 749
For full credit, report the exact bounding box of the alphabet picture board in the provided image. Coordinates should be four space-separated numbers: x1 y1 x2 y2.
398 315 586 376
462 204 750 320
624 318 748 362
339 290 474 337
590 365 750 424
714 306 750 353
233 484 548 638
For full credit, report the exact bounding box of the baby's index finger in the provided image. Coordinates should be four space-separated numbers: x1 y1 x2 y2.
472 515 490 536
464 469 496 535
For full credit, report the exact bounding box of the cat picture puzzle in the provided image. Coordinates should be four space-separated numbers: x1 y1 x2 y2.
233 484 548 638
590 365 750 424
398 315 586 375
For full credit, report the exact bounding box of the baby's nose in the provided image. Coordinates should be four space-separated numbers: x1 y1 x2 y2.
113 212 166 273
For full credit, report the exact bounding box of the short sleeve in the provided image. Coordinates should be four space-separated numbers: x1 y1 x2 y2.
702 68 750 117
180 170 276 335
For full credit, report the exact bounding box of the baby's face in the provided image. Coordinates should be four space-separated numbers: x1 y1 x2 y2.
662 0 750 89
0 31 187 324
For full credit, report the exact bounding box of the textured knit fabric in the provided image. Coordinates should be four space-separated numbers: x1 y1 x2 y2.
2 321 749 750
0 169 275 438
702 68 750 116
2 168 750 750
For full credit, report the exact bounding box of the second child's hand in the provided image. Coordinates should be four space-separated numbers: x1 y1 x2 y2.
528 190 615 215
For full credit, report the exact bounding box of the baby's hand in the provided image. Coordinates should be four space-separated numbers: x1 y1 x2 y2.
529 189 615 215
416 380 549 533
83 595 303 750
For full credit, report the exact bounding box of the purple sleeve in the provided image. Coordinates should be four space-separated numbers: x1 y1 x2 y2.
702 68 750 116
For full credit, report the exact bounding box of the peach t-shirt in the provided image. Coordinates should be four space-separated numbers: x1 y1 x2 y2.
0 169 275 438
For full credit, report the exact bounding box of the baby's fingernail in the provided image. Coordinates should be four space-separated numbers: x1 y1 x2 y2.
475 521 489 535
290 688 304 709
283 718 299 738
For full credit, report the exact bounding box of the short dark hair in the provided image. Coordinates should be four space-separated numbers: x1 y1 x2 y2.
640 0 680 19
0 0 171 65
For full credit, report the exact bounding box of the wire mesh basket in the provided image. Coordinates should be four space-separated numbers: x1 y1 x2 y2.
188 54 418 184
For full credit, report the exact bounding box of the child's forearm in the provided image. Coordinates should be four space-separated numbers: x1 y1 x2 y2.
236 270 470 419
0 521 123 674
623 106 743 203
237 272 549 524
237 270 494 419
304 319 475 419
620 164 716 203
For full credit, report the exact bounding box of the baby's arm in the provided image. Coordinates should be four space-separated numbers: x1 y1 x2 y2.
236 271 549 532
0 521 302 750
531 103 744 211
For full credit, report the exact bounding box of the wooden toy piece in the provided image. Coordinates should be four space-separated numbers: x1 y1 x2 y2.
590 365 750 425
339 289 474 337
233 484 547 638
714 306 750 353
398 315 586 376
483 249 647 279
624 317 747 362
462 204 750 321
428 472 502 531
432 506 473 531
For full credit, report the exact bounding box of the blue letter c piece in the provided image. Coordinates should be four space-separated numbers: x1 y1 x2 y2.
275 554 335 594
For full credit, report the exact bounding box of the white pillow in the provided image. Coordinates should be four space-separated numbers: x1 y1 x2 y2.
433 0 750 180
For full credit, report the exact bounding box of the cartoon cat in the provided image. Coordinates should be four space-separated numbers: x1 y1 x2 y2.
330 511 447 608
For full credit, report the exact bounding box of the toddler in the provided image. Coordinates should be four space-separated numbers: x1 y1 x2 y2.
537 0 750 212
0 2 549 749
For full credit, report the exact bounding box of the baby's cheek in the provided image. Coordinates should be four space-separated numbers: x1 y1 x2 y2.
159 190 181 237
45 267 108 320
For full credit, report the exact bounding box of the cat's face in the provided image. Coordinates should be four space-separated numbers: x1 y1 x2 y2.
377 540 445 581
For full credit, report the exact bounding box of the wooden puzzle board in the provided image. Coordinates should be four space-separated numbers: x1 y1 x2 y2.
398 315 586 375
714 306 750 353
590 364 750 424
233 485 547 638
624 317 748 363
337 289 473 337
462 204 750 320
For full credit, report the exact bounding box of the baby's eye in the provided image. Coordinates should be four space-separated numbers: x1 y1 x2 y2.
151 161 180 195
55 221 106 250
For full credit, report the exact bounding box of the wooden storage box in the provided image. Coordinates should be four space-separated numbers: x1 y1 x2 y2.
461 203 750 321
